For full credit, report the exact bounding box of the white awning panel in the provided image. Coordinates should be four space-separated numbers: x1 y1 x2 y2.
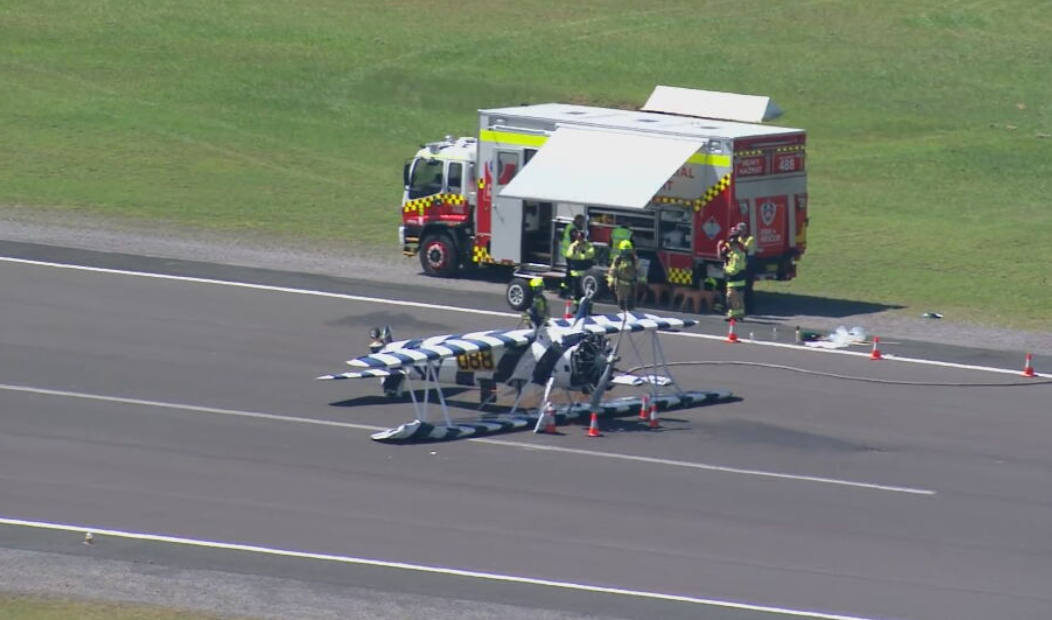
642 85 783 123
499 127 704 210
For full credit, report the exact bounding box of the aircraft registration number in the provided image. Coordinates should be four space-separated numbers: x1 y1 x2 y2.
456 350 494 371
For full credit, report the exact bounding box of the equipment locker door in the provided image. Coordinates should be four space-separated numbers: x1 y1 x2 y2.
491 150 523 263
749 195 790 258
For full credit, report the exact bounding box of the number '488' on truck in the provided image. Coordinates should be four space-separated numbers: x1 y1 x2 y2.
400 85 808 298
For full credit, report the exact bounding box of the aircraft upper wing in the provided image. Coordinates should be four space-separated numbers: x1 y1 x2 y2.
316 368 399 381
550 312 697 334
317 327 536 380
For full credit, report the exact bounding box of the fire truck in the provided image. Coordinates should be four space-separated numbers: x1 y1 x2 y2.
400 86 808 309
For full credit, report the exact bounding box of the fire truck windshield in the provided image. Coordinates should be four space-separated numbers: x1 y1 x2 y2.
407 158 444 199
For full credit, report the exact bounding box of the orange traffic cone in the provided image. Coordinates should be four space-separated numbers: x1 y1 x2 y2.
648 402 660 429
638 394 650 420
564 299 574 319
869 336 883 360
545 405 558 433
586 411 602 437
725 319 740 343
1022 353 1037 378
535 403 558 434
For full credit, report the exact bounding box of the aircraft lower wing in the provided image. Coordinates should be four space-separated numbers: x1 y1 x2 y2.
315 313 691 382
316 368 401 381
610 374 674 387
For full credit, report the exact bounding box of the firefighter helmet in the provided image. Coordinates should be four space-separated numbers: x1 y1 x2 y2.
529 277 544 290
618 240 633 251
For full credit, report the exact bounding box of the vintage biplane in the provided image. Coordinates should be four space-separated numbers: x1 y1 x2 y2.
316 299 733 442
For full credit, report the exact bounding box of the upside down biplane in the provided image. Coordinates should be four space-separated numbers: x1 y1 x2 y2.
316 299 733 442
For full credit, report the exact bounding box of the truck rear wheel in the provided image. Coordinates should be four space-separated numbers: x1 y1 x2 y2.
580 270 607 300
506 277 531 312
419 232 459 277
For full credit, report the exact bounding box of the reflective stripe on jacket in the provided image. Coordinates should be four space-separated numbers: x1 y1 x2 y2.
724 248 746 286
565 240 596 276
610 255 638 285
609 226 632 258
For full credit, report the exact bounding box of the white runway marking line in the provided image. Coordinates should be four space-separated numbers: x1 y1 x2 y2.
0 256 514 318
0 516 899 620
471 439 935 495
0 255 1042 377
0 382 934 496
676 331 1044 377
0 383 386 433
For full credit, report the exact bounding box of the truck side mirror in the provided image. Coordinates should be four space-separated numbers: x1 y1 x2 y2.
403 160 412 188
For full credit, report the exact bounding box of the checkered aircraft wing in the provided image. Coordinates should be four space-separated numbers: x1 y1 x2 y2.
315 368 400 381
550 312 697 335
315 327 535 380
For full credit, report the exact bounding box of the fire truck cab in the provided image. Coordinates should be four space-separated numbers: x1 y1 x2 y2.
400 86 808 306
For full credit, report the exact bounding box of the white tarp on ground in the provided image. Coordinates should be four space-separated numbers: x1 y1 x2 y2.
803 326 869 349
499 127 704 210
642 85 783 123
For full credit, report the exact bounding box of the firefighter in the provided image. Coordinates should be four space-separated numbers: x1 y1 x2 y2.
608 223 633 261
526 277 549 328
704 276 723 314
608 240 639 311
560 214 587 261
722 233 747 321
563 229 596 305
734 223 758 313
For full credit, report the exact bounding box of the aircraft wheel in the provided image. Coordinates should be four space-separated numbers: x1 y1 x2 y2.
419 232 459 277
506 277 531 312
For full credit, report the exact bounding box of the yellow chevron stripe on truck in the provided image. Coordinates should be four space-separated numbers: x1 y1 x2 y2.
403 193 466 215
653 196 693 207
667 267 692 285
472 244 494 264
692 172 733 212
480 130 730 167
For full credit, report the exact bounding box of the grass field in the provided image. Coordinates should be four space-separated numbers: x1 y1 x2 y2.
0 594 240 620
2 0 1050 328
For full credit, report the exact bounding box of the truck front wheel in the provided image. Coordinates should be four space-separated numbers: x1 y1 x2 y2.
505 277 531 312
419 232 459 277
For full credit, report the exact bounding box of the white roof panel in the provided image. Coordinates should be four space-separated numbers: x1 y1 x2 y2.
642 85 783 124
481 103 800 139
499 127 703 210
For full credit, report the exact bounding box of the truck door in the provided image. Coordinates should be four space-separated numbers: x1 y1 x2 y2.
742 195 790 259
490 150 523 263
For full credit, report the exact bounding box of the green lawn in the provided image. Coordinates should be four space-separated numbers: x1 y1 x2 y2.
1 0 1049 328
0 594 243 620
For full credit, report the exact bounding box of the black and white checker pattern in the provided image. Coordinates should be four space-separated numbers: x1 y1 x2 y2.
349 328 535 371
551 312 697 335
370 389 734 444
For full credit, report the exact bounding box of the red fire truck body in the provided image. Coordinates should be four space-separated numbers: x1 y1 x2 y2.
400 87 807 294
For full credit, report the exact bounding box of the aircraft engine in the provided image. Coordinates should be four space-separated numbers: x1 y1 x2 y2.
567 333 612 394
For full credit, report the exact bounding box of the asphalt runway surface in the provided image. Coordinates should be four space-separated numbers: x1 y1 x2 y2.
1 242 1051 620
